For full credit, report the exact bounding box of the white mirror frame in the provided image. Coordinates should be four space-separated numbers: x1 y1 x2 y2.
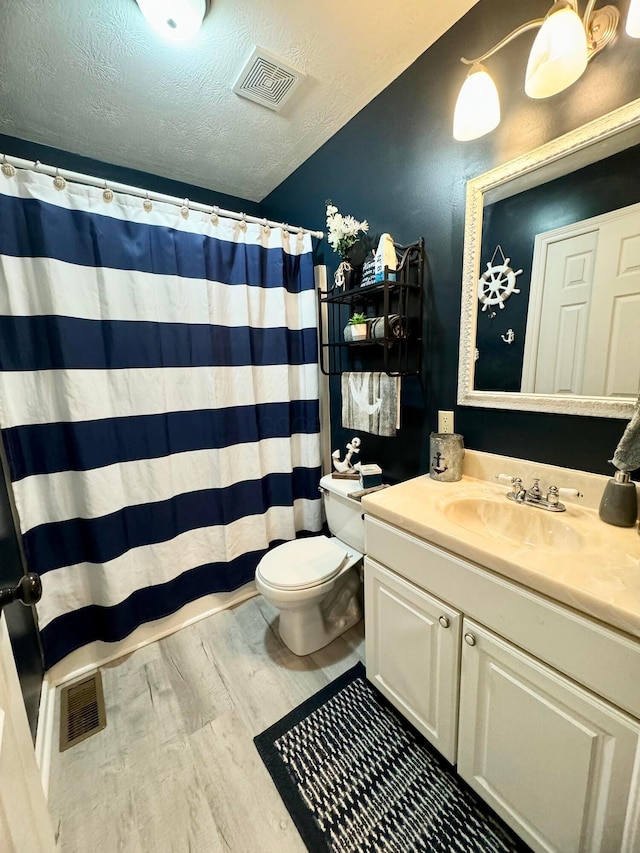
458 97 640 419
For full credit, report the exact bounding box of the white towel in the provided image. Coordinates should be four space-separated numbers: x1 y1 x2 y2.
341 372 400 437
611 392 640 472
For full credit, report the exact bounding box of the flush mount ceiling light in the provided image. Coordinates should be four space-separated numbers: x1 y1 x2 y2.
135 0 210 42
453 0 637 141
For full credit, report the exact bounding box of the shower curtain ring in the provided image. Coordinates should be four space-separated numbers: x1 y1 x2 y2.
180 198 190 219
239 212 247 231
210 206 219 225
34 160 41 172
1 155 16 178
143 192 153 213
53 168 66 191
103 181 114 203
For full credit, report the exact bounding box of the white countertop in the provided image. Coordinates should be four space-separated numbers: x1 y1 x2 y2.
361 453 640 640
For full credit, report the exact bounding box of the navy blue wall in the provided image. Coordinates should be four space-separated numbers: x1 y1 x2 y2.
262 0 640 482
0 134 261 217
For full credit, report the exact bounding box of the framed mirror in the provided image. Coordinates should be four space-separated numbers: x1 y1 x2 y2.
458 97 640 419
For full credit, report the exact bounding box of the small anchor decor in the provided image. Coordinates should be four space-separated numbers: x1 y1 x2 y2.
501 328 515 345
331 436 362 475
432 452 448 475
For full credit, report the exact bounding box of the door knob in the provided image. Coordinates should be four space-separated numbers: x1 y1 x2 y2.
0 573 42 613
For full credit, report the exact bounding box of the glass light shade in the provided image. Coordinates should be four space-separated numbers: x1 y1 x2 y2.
525 6 588 99
136 0 207 42
627 0 640 37
453 65 500 142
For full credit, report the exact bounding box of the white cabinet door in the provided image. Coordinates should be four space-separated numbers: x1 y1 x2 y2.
364 557 461 763
458 619 640 853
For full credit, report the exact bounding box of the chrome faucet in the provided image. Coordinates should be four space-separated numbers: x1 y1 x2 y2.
496 475 583 513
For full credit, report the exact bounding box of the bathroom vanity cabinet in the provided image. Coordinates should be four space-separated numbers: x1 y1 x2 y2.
365 558 461 763
364 516 640 853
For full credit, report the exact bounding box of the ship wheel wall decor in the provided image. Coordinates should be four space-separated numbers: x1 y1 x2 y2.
478 245 523 312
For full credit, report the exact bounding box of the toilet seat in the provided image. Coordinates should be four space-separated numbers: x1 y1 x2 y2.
256 537 348 591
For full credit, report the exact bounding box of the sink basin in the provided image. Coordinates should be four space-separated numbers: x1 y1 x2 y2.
444 498 585 551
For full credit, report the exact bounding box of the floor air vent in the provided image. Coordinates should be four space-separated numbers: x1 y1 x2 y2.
233 47 305 112
59 671 106 752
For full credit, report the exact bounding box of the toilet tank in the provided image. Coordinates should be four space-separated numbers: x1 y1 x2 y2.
319 474 365 553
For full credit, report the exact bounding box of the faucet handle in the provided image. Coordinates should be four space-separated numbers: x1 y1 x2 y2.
496 474 523 498
556 487 584 499
546 485 560 506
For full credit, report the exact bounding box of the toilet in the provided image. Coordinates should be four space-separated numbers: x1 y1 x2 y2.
255 473 364 656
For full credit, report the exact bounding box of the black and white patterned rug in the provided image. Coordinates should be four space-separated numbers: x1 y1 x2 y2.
254 662 529 853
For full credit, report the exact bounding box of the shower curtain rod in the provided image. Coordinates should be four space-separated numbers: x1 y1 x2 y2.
0 152 324 239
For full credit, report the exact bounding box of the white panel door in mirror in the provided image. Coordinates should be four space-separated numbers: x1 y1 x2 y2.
522 202 640 398
522 229 597 394
589 212 640 398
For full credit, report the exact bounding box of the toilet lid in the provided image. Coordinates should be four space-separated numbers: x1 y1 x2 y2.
257 537 348 590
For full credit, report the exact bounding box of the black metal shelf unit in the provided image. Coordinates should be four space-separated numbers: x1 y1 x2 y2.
318 238 424 376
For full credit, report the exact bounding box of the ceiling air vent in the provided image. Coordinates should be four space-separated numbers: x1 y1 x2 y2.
233 47 305 112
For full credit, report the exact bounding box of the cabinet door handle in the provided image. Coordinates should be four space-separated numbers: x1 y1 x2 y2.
438 616 450 629
464 632 476 646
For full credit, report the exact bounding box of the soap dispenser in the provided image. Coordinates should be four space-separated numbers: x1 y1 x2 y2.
598 469 638 527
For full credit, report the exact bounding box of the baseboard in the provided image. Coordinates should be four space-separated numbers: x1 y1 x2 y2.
36 583 259 794
34 674 56 799
47 582 258 687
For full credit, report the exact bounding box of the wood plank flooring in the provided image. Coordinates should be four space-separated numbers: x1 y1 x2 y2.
48 595 365 853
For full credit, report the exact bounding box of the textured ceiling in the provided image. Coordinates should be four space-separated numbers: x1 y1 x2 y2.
0 0 479 202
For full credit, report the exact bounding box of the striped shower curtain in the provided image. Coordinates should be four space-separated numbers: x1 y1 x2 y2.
0 170 321 669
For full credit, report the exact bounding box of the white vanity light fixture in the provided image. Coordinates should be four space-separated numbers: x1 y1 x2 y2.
525 2 588 98
135 0 210 42
627 0 640 37
453 64 500 142
453 0 623 140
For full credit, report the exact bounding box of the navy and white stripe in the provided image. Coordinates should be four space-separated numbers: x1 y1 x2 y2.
0 170 321 668
264 669 524 852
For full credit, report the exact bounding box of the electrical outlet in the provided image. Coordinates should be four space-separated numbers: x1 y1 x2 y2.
438 410 454 433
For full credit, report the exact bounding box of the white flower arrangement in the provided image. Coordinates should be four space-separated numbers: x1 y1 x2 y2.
326 201 368 259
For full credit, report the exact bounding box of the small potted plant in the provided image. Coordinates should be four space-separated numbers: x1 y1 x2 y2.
344 312 368 342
